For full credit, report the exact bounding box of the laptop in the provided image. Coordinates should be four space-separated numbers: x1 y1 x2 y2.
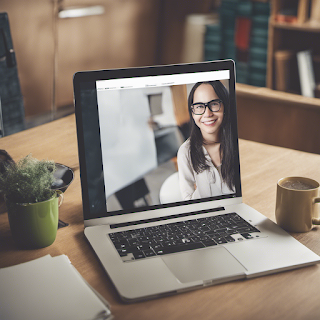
73 60 320 302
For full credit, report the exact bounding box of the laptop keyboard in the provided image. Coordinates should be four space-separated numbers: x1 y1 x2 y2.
109 212 261 262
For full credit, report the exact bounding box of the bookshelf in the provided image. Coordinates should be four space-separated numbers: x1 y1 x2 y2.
267 0 320 96
203 0 271 87
232 0 320 155
183 0 320 153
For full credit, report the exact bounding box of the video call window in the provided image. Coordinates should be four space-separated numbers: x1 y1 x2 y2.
96 76 235 215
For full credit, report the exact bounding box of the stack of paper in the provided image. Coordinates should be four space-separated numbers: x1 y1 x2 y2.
0 255 113 320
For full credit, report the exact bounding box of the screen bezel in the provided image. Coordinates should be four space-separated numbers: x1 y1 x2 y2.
73 60 242 221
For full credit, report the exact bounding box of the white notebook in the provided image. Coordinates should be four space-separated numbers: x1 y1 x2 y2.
0 255 112 320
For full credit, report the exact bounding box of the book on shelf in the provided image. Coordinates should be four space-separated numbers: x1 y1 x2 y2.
247 2 270 87
297 50 316 98
298 0 309 23
310 0 320 26
204 23 221 61
274 50 293 92
219 0 237 61
276 8 298 24
182 13 218 63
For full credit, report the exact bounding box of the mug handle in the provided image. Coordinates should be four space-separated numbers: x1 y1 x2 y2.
312 197 320 225
56 190 64 207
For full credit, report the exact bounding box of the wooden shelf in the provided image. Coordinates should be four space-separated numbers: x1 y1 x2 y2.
271 20 320 33
236 83 320 154
237 83 320 109
267 0 320 92
235 1 320 154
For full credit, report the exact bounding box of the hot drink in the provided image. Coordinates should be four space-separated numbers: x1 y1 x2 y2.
281 179 316 190
276 177 320 232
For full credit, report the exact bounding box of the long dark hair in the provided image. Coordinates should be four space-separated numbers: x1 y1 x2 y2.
188 80 236 191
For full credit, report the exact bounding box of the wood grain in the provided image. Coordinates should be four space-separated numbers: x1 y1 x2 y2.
1 114 320 320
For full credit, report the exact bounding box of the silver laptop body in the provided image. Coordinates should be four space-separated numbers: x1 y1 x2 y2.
73 60 320 302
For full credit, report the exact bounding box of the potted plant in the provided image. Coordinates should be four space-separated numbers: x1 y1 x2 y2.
0 154 62 249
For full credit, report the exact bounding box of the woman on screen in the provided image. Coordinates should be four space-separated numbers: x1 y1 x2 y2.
177 80 236 200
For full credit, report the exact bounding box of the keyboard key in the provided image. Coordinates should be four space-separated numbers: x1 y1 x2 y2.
198 235 211 241
126 246 141 253
155 242 205 255
214 228 228 233
202 240 217 247
128 239 139 246
137 244 151 250
117 249 128 256
143 249 156 257
162 241 176 247
152 244 163 250
211 237 228 244
224 235 236 242
133 251 145 259
237 227 253 233
114 242 129 249
241 233 254 239
206 230 219 236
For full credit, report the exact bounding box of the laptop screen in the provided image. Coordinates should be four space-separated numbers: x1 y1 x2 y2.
74 60 241 220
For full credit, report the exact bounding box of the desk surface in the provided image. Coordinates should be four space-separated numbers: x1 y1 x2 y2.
1 114 320 320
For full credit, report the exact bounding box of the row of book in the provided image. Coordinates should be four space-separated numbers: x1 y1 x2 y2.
204 0 270 87
275 49 320 98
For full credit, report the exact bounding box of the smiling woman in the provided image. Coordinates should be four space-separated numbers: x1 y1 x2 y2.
177 80 237 200
191 84 224 145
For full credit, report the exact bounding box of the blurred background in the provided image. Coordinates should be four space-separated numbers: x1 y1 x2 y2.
1 0 320 154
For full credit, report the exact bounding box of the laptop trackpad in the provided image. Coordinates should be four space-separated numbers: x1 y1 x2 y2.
161 246 246 283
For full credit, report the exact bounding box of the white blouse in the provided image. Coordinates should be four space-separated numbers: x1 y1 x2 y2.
177 139 234 200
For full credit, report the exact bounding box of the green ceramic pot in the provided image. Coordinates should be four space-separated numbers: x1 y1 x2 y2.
6 191 62 249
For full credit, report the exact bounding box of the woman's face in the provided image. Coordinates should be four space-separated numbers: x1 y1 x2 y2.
191 83 224 142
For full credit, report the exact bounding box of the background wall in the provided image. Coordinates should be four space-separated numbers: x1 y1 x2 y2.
2 0 320 155
1 0 213 118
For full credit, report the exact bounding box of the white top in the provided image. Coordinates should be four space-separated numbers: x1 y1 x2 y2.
177 139 234 200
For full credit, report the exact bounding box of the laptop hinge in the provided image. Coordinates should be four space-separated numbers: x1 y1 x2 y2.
110 206 225 229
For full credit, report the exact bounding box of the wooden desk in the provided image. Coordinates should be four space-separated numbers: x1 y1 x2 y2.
1 114 320 319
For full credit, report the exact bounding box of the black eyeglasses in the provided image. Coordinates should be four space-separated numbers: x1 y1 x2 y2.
190 99 222 115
